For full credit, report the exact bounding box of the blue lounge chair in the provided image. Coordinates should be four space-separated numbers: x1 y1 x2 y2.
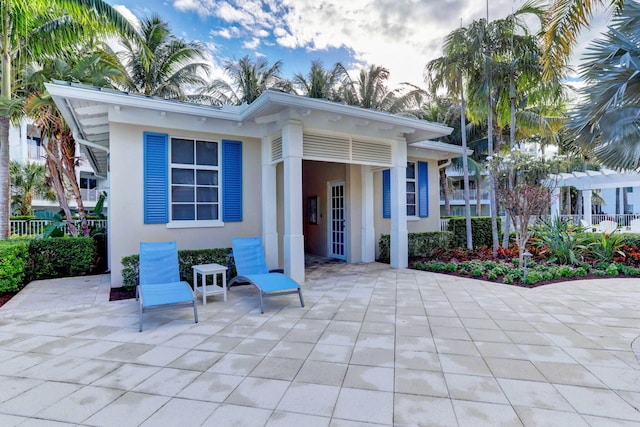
229 237 305 313
137 241 198 331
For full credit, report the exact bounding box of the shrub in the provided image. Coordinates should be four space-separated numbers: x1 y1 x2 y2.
605 263 619 276
447 216 501 248
582 231 626 262
0 241 30 293
524 270 542 285
533 217 586 265
121 247 232 290
378 231 452 262
27 238 94 280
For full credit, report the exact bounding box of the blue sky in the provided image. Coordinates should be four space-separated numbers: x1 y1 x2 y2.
106 0 609 88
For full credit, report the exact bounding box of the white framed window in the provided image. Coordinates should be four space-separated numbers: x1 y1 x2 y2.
169 137 221 226
406 161 417 216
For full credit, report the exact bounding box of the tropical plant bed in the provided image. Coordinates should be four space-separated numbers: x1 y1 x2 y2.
411 246 640 287
0 292 18 309
110 287 136 301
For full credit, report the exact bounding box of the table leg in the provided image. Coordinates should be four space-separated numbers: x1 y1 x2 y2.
222 272 227 302
201 272 207 305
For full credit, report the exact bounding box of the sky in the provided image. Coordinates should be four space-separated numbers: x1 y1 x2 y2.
105 0 611 88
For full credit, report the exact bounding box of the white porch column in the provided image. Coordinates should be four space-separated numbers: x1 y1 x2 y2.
390 138 408 269
551 187 561 219
361 165 375 262
261 136 279 269
282 120 305 283
583 189 592 225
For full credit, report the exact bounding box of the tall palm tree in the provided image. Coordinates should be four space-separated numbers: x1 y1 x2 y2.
0 0 137 239
541 0 624 80
292 60 341 100
116 14 210 100
569 1 640 170
204 55 291 105
9 161 55 216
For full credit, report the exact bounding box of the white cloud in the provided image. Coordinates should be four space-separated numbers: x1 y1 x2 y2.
242 37 261 50
112 4 141 30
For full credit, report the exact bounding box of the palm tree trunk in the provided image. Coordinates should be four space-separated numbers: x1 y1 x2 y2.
476 175 482 216
439 165 451 216
61 132 90 236
616 188 621 215
502 66 516 248
460 80 473 250
575 190 583 223
623 187 629 215
44 139 77 236
0 116 9 239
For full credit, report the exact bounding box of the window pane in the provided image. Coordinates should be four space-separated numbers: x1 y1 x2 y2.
172 204 195 220
197 187 218 202
172 168 194 185
407 206 416 216
407 193 416 204
406 162 415 179
172 186 194 202
172 138 194 164
197 204 218 220
196 140 218 166
406 182 415 193
196 170 218 185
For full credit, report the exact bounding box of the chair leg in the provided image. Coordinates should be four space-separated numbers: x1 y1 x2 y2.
193 302 199 324
298 289 305 308
139 305 143 332
259 292 264 314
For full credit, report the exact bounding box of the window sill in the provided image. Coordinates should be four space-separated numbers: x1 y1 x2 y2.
407 216 420 222
166 220 224 229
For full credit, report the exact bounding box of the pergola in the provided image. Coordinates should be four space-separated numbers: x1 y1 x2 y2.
549 169 640 225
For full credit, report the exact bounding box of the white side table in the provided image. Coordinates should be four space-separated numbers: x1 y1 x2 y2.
192 263 228 305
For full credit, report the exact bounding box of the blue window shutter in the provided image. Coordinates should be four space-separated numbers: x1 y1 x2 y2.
222 140 243 222
382 169 391 218
418 161 429 217
143 132 168 224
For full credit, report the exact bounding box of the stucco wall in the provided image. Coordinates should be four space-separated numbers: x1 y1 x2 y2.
109 123 262 286
373 158 442 259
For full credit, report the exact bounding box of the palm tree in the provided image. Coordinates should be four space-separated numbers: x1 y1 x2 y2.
541 0 624 80
569 1 640 170
0 0 137 239
204 55 291 105
116 14 210 100
292 60 341 100
9 161 55 216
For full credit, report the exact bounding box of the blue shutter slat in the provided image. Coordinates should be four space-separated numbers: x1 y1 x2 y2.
144 132 168 224
382 169 391 218
418 161 429 217
222 140 243 222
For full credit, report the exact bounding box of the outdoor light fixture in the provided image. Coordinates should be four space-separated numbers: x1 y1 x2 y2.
523 250 533 286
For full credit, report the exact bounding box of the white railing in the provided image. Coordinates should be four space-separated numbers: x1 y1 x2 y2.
559 214 640 228
10 219 108 236
442 189 491 201
440 218 449 232
80 188 103 202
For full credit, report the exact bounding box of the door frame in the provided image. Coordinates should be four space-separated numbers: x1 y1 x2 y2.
327 180 347 260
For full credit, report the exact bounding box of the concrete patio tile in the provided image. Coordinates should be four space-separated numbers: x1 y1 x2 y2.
207 352 263 376
202 403 272 426
429 316 464 328
231 338 279 356
581 415 640 426
475 341 528 359
395 349 440 371
452 399 522 426
296 360 347 386
498 378 573 411
140 398 217 427
0 376 43 403
430 326 472 340
355 333 394 349
36 385 123 423
396 335 436 352
434 338 480 356
92 363 160 390
350 346 394 368
84 391 170 426
444 373 509 404
284 328 325 343
513 406 590 427
394 368 448 397
266 411 330 426
360 321 395 335
459 317 499 330
177 372 243 402
128 344 187 368
0 381 82 417
167 349 224 371
555 384 640 421
516 344 574 363
160 332 209 349
0 413 28 426
97 342 155 362
343 365 394 391
250 356 304 381
466 328 512 343
308 343 353 363
438 353 492 376
277 382 340 417
485 358 546 381
133 367 200 396
64 339 122 358
564 347 631 369
333 388 393 425
393 393 457 427
195 335 243 352
269 341 315 359
317 330 360 346
225 376 290 409
532 361 605 388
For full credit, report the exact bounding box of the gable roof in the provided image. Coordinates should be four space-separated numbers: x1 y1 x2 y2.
46 81 457 175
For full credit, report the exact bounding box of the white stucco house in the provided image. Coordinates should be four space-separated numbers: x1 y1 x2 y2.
46 81 463 287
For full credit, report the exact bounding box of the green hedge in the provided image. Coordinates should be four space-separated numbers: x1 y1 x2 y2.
27 238 95 281
0 241 30 293
447 216 502 248
121 247 233 290
378 231 452 263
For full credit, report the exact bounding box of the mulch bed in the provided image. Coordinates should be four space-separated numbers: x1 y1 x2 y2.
110 287 136 301
0 292 18 309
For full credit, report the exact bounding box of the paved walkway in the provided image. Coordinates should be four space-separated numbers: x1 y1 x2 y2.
0 263 639 426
